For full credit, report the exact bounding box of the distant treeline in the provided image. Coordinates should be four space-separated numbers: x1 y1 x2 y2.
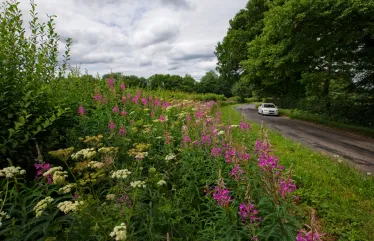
88 71 231 96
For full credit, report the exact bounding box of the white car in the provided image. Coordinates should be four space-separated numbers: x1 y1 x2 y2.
258 103 279 116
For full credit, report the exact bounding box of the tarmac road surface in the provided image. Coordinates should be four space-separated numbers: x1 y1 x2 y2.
236 104 374 173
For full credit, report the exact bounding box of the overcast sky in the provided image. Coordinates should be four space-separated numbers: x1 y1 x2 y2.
15 0 247 80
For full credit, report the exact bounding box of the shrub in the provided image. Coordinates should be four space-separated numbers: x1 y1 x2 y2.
0 1 71 168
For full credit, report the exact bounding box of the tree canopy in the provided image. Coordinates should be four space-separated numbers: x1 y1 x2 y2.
215 0 374 127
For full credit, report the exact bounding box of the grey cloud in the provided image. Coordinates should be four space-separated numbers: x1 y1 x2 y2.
134 23 180 47
170 52 215 61
161 0 192 9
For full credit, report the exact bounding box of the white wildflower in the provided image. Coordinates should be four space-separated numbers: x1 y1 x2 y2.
112 169 131 179
165 153 176 161
218 130 225 135
42 166 68 184
34 196 54 217
130 181 146 188
367 172 372 176
106 194 116 200
135 152 148 160
53 171 68 185
87 161 105 169
59 183 76 194
43 166 63 177
110 223 127 241
0 166 26 179
157 180 166 186
155 136 163 139
230 125 239 128
0 211 10 227
57 201 84 214
71 148 96 160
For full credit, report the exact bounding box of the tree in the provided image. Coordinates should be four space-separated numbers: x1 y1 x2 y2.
196 71 220 94
215 0 270 96
231 78 252 102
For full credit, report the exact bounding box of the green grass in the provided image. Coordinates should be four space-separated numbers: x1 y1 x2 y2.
219 105 374 241
278 109 374 138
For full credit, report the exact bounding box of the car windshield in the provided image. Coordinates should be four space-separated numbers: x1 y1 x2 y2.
264 104 275 108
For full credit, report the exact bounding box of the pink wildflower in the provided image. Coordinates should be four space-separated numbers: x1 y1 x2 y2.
213 186 232 207
258 154 281 170
113 106 119 113
238 152 250 161
255 140 269 155
279 178 297 198
211 147 222 157
162 101 171 109
153 99 161 107
121 96 127 102
230 165 245 181
225 148 236 163
142 97 148 105
183 136 191 143
120 82 126 90
77 105 85 115
195 111 203 119
120 111 128 116
239 122 251 130
108 121 116 130
238 202 261 223
107 78 115 89
296 230 324 241
201 134 211 144
93 94 102 101
159 115 167 123
119 126 126 135
34 162 52 184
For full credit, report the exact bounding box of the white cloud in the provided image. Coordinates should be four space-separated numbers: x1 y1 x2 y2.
4 0 248 80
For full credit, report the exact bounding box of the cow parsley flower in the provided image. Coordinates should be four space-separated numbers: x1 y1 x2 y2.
165 153 176 161
0 211 11 227
157 180 167 186
0 166 26 178
71 148 96 160
34 196 54 217
57 201 84 214
87 161 105 169
106 194 116 200
130 181 146 188
59 183 76 194
112 169 131 179
110 223 127 241
42 166 68 184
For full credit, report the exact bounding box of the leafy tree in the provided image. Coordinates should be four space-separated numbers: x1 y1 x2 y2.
231 78 252 102
196 71 220 94
215 0 269 96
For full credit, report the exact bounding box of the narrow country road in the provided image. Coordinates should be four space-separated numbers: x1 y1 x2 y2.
236 104 374 173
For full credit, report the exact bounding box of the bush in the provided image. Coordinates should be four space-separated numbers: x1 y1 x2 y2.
0 1 71 168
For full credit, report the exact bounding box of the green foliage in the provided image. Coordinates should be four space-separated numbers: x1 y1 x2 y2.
215 0 269 96
231 78 252 102
218 0 374 127
0 1 71 167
